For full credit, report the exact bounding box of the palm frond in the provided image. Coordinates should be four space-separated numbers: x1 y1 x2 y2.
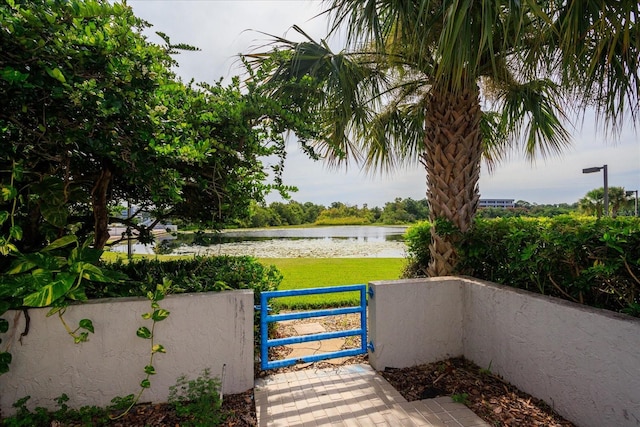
480 111 510 173
245 25 392 167
552 0 640 130
496 78 572 161
362 91 427 174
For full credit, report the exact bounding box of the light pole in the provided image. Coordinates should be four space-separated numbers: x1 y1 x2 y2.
582 165 608 217
626 190 638 217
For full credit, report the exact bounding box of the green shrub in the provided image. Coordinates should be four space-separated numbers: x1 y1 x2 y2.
94 255 282 306
402 220 432 277
404 216 640 316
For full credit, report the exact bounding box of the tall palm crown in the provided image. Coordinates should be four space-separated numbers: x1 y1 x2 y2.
248 0 639 276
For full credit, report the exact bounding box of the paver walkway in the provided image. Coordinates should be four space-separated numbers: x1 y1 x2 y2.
255 364 491 426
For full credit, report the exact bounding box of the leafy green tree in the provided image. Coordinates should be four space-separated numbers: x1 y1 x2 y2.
1 0 317 253
580 187 630 218
247 0 639 276
301 202 326 223
579 188 605 218
608 187 630 218
380 197 428 223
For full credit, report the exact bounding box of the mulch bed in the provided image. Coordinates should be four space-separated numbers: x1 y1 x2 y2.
380 357 575 427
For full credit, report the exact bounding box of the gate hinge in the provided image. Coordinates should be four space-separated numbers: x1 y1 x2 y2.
367 341 375 352
367 287 374 298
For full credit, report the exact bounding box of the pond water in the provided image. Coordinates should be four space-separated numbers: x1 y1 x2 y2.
109 225 409 258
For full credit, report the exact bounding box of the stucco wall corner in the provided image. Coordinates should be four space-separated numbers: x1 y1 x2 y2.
368 277 464 371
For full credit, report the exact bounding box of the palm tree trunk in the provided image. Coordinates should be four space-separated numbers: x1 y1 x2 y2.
423 83 482 276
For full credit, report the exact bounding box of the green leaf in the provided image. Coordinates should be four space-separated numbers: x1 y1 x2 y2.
9 252 64 273
0 319 8 333
23 276 75 307
41 205 68 227
0 243 18 256
79 319 94 333
0 352 12 375
5 259 36 275
72 245 103 264
136 327 152 339
140 378 151 388
8 226 22 241
46 67 66 83
0 211 9 225
0 186 17 202
81 264 113 283
151 344 166 353
144 365 156 375
66 287 87 301
73 332 89 343
141 312 152 320
42 236 78 252
151 309 170 322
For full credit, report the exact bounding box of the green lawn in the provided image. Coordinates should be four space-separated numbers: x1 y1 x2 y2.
102 252 407 309
258 258 406 309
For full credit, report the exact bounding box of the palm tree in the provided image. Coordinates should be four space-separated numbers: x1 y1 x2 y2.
579 188 606 218
579 187 628 218
609 187 630 217
247 1 639 276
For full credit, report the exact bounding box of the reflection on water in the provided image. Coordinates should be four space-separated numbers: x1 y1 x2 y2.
219 225 407 241
109 225 408 256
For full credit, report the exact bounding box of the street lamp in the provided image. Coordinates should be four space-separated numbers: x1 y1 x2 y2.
582 165 608 217
626 190 638 217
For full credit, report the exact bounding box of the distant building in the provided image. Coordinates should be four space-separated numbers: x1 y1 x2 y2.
479 199 515 208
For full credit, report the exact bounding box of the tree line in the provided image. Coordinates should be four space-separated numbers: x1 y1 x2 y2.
227 189 637 229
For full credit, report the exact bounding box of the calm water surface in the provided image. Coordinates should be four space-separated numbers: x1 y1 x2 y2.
110 225 408 255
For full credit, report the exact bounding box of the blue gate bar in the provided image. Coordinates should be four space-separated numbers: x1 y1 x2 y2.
259 284 368 370
266 328 364 347
262 284 366 298
267 348 366 370
265 306 362 323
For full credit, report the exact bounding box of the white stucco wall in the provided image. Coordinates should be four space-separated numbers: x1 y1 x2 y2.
462 278 640 427
0 290 254 415
368 277 640 427
368 277 464 370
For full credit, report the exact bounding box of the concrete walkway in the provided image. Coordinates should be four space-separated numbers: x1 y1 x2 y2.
255 364 491 426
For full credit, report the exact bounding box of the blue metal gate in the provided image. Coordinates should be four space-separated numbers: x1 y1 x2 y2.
259 284 368 370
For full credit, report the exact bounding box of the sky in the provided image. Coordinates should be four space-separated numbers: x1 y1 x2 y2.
127 0 639 208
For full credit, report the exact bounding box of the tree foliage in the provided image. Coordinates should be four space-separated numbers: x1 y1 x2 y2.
1 0 318 253
578 187 632 218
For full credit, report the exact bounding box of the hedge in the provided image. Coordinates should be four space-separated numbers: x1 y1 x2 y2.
95 256 282 306
404 216 640 316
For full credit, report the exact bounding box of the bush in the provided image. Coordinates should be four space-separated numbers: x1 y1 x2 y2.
94 256 282 306
404 216 640 316
402 221 432 277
